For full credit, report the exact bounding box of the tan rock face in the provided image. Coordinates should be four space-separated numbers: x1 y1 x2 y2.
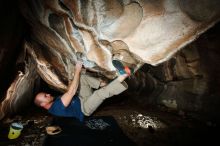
0 0 219 119
19 0 219 91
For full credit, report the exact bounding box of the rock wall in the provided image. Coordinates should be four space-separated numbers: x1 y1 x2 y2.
0 0 220 120
18 0 220 92
127 23 220 120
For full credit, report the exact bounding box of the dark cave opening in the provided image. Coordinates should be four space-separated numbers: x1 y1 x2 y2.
0 0 30 100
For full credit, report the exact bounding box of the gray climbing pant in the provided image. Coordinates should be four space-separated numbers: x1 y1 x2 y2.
79 74 128 116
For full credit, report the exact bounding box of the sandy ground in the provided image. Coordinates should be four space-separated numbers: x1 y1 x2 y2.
0 99 218 146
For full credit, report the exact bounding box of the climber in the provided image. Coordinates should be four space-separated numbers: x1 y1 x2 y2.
34 60 133 122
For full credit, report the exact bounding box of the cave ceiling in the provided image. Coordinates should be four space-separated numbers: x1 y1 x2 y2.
0 0 220 120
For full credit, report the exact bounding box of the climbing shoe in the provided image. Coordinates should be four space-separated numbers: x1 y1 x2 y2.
112 60 134 76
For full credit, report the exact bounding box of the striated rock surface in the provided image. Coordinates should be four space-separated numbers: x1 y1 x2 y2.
18 0 219 89
0 0 220 120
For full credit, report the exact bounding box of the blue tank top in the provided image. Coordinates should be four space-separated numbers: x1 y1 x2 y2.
48 96 84 122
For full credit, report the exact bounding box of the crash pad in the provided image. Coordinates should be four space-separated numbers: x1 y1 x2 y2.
43 116 136 146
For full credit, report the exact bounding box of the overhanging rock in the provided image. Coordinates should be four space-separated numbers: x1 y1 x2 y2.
19 0 220 91
0 0 219 120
